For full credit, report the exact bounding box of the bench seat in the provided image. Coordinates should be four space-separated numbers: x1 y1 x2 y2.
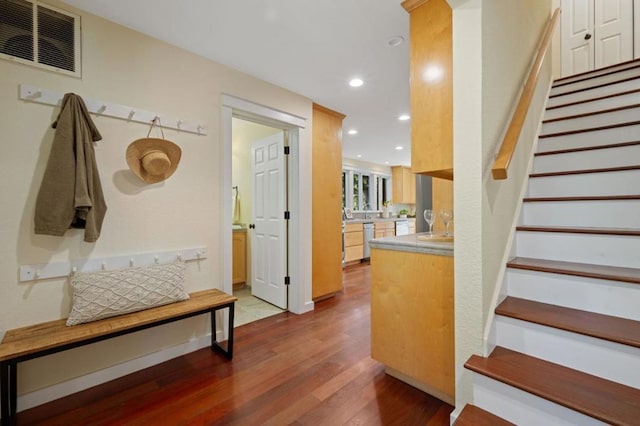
0 288 236 425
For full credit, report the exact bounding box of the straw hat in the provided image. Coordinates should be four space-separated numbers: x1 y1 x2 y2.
126 138 181 184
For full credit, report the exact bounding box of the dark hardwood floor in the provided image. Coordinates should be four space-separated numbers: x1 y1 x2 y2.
17 263 453 425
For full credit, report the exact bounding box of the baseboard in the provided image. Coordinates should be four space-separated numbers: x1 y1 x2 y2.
17 332 219 412
384 367 455 406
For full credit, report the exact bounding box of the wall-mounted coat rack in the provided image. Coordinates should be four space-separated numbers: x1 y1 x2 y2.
19 84 207 136
19 247 207 282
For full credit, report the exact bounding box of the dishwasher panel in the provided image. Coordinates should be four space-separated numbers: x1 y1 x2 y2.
363 222 374 258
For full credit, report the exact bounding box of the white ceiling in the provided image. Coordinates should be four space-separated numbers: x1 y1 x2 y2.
62 0 411 166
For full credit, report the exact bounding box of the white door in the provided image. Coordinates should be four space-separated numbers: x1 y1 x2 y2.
561 0 633 76
251 132 287 309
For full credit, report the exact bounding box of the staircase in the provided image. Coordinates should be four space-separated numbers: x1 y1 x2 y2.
456 59 640 425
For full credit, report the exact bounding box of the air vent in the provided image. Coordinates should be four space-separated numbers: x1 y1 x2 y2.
0 0 81 76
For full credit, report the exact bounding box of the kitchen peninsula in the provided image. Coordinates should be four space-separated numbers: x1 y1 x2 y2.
370 233 454 404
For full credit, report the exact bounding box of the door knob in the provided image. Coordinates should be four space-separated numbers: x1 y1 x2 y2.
249 224 255 229
584 33 592 40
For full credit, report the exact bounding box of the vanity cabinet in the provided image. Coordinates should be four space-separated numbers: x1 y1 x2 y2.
374 221 395 238
312 103 346 299
232 230 247 289
344 222 364 263
403 0 453 180
392 166 416 204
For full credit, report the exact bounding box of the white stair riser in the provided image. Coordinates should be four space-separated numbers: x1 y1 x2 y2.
541 108 640 135
533 144 640 173
537 124 640 152
506 269 640 321
522 199 640 228
550 68 640 96
515 231 640 268
472 374 605 426
528 169 640 197
544 90 640 120
495 316 640 388
553 62 640 87
547 79 640 107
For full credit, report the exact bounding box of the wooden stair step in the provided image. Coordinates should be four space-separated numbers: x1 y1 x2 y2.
454 404 514 426
547 87 640 111
549 75 640 99
496 297 640 348
507 256 640 285
465 346 640 426
542 103 640 123
539 119 640 138
516 225 640 237
536 140 640 156
523 195 640 202
530 165 640 178
552 58 640 86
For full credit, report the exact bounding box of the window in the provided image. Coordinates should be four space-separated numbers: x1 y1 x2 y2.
0 0 81 77
342 168 391 212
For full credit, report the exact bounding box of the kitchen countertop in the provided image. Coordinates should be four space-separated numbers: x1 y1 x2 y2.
344 217 415 224
369 232 453 256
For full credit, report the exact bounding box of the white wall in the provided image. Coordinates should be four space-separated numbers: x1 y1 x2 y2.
0 0 312 408
451 0 553 413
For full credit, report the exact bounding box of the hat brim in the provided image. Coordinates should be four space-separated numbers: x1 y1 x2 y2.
126 138 182 183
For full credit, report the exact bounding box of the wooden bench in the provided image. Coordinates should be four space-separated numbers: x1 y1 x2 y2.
0 289 236 426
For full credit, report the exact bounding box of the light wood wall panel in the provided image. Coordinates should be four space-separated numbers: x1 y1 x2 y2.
312 103 345 300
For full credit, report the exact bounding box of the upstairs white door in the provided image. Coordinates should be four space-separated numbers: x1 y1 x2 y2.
251 132 287 309
561 0 633 76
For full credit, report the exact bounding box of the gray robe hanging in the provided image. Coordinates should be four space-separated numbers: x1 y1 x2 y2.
34 93 107 242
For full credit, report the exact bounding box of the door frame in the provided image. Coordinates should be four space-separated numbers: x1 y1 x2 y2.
220 94 311 316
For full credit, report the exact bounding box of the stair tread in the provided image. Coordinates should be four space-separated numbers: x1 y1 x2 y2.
465 346 640 426
496 297 640 348
539 119 640 138
530 164 640 178
507 256 640 285
523 195 640 202
536 140 640 156
549 75 640 99
516 225 640 236
553 58 640 85
547 87 640 111
454 404 514 426
543 102 640 123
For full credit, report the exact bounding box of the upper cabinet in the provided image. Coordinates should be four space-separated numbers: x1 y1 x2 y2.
392 166 415 204
403 0 453 180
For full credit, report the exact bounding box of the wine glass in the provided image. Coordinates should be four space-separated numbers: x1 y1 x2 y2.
440 209 453 236
423 209 435 234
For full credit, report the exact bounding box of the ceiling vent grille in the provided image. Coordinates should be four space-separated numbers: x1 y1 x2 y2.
0 0 81 76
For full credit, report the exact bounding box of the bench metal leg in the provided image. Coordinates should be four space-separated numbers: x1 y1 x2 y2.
1 361 16 426
210 302 234 360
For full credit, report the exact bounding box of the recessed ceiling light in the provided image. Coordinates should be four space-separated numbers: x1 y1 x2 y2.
384 161 389 164
356 154 362 158
387 36 405 47
348 129 358 135
398 114 410 121
349 78 364 88
395 146 404 150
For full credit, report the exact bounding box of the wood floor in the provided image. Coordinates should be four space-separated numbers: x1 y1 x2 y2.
16 263 453 425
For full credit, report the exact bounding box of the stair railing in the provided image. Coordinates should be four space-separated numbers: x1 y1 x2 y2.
492 8 561 180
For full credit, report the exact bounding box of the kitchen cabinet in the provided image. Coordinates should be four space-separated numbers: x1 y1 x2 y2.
391 166 416 204
232 230 247 289
403 0 453 180
371 246 454 403
312 103 346 299
344 222 364 263
374 221 395 239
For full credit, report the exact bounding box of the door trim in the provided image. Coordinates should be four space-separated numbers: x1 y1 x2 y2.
220 94 312 317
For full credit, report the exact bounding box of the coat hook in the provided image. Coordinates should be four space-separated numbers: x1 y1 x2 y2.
34 269 41 278
128 109 136 119
97 104 107 114
177 253 182 261
177 119 183 129
196 124 203 134
101 261 107 270
129 258 134 267
28 89 42 99
154 256 159 264
71 267 77 273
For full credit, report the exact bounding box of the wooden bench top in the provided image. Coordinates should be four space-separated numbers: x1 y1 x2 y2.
0 289 236 363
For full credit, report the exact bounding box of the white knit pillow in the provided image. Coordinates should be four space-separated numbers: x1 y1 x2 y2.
66 261 189 326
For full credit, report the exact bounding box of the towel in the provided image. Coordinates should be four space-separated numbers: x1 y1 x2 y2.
232 190 241 223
